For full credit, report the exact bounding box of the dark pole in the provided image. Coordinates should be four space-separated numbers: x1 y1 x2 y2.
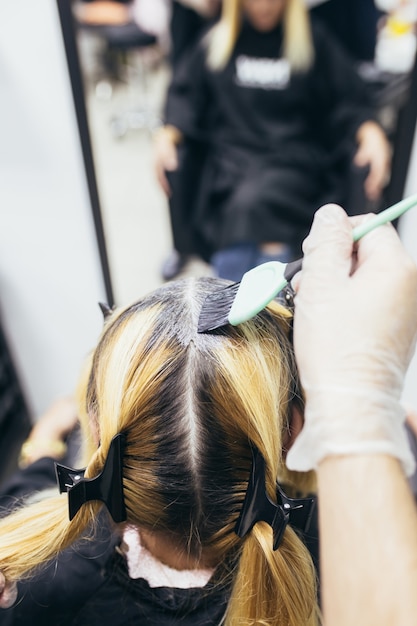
384 50 417 207
55 0 115 307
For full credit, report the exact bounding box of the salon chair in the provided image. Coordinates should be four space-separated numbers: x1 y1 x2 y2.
160 136 372 282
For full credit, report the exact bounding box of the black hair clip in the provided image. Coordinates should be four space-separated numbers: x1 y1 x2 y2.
235 447 315 550
276 282 296 311
98 302 114 320
55 433 127 523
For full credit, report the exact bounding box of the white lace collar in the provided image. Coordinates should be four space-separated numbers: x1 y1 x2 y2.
122 526 215 589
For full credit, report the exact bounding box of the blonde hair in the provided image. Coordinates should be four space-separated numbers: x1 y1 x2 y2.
0 277 318 625
207 0 314 72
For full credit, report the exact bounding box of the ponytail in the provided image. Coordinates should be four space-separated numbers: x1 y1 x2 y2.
226 524 319 625
0 494 100 582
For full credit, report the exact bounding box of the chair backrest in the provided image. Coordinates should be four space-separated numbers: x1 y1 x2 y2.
101 23 157 50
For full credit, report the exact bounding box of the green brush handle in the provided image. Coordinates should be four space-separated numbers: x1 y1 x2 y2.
223 193 417 328
352 193 417 242
284 195 417 284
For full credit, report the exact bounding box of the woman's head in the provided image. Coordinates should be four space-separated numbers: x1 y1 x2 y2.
0 277 318 625
242 0 287 32
80 277 302 563
206 0 314 72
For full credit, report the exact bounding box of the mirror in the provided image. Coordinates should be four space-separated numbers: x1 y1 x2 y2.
58 0 417 307
57 0 192 308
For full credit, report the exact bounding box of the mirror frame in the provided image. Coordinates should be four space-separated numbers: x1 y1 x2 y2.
56 0 115 307
384 48 417 206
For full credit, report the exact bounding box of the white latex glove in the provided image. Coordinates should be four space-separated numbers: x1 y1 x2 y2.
0 572 17 609
287 204 417 475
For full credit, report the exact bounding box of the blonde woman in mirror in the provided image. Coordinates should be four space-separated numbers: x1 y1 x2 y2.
154 0 391 282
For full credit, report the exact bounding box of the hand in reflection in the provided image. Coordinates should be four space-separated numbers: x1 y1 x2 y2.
354 120 392 202
153 126 182 196
0 572 17 609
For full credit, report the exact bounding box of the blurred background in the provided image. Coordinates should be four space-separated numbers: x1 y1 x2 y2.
0 0 417 483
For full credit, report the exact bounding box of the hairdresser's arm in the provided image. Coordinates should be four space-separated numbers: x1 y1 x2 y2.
291 204 417 626
319 454 417 625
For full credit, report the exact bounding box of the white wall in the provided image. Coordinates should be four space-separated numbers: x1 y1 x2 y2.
0 0 108 419
399 123 417 409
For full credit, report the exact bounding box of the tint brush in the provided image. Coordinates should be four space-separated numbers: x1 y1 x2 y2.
197 194 417 333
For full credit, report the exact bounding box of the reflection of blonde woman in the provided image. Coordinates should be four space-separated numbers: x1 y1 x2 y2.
155 0 391 281
0 278 319 625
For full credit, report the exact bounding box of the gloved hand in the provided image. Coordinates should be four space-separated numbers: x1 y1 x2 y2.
0 571 17 609
286 204 417 475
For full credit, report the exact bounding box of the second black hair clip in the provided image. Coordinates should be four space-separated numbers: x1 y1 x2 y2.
235 446 316 550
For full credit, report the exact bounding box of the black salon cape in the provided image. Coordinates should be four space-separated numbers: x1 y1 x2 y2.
0 458 229 625
164 18 376 256
0 549 228 626
0 458 318 625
